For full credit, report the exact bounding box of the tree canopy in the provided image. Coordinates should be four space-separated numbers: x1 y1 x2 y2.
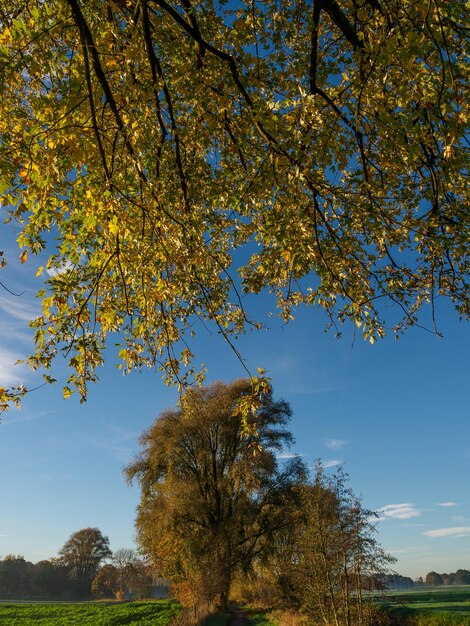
125 379 306 609
59 527 112 597
273 464 394 624
0 0 468 406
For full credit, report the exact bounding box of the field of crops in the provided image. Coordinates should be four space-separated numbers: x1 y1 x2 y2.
0 600 179 625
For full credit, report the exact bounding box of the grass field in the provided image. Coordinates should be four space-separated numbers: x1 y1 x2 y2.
3 590 470 625
0 600 179 625
246 614 276 625
382 585 470 625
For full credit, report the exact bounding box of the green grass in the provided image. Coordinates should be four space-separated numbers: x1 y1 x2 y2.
0 600 179 625
247 614 276 625
382 585 470 609
387 607 470 625
381 586 470 625
383 585 470 604
408 600 470 614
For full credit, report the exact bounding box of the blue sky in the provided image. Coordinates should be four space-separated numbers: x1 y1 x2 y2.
0 235 469 579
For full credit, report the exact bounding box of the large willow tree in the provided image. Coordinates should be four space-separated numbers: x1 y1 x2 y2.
125 379 305 610
0 0 468 406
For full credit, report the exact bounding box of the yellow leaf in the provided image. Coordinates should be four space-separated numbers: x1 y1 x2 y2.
108 218 119 235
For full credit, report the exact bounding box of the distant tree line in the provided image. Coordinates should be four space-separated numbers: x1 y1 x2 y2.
377 570 470 590
378 574 416 590
0 528 151 600
425 569 470 586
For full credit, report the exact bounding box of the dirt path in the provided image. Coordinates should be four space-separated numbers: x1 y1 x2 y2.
228 609 250 626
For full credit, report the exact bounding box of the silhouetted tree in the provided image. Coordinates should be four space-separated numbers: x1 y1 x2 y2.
31 559 69 598
425 571 443 586
113 549 153 599
455 569 470 585
59 528 112 597
0 555 33 597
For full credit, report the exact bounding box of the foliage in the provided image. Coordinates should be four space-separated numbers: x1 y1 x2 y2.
125 379 306 610
0 556 34 597
246 615 278 626
0 555 76 599
454 570 470 585
248 610 304 626
378 573 416 590
110 549 153 599
59 527 112 597
0 0 468 408
112 548 140 572
171 603 221 626
425 571 443 586
91 563 120 599
424 569 470 586
30 559 70 598
230 570 281 609
272 463 394 626
0 600 180 625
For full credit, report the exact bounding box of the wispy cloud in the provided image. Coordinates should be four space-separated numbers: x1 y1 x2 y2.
46 261 74 278
452 516 465 522
323 459 342 468
276 453 303 459
0 346 31 386
82 421 141 464
423 527 470 538
103 421 141 442
378 503 421 520
324 438 347 451
0 290 39 387
0 293 39 323
267 355 297 373
0 320 33 344
262 353 339 394
2 409 56 427
436 501 458 507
